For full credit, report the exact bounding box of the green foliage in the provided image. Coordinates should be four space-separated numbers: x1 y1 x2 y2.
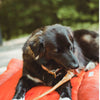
72 23 99 31
0 0 99 40
57 6 79 19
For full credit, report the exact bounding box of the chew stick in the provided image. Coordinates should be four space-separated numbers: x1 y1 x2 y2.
33 70 74 100
41 65 57 78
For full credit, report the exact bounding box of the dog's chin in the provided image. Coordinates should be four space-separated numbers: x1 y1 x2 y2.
40 59 77 73
57 64 78 72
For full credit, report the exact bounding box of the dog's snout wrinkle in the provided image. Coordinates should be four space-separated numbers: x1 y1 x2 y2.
61 52 79 69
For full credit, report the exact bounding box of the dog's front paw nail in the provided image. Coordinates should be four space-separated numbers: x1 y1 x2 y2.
59 97 71 100
85 61 96 71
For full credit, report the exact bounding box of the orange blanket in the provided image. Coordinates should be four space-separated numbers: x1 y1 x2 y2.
0 59 99 100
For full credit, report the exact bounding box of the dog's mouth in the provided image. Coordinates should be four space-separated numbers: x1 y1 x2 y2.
41 64 63 78
41 60 73 78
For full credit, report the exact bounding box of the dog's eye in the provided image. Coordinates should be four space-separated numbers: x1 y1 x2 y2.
69 35 73 43
69 46 75 52
73 47 75 52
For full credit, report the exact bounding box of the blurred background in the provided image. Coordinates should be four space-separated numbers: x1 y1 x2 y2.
0 0 99 73
0 0 99 40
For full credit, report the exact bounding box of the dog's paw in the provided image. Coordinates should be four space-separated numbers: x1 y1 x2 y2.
59 97 71 100
12 97 25 100
84 61 97 71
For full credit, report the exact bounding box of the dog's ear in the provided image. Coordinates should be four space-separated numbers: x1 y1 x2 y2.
65 27 74 43
66 27 73 37
29 35 45 60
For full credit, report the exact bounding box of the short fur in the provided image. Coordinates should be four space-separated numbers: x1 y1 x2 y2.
13 24 99 100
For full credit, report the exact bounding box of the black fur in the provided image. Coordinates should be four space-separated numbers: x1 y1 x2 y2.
74 29 99 62
13 24 99 99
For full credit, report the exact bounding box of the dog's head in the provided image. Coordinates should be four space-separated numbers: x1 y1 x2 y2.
29 24 79 70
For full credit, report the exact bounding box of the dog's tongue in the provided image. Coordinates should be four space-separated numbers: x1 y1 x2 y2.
33 69 74 100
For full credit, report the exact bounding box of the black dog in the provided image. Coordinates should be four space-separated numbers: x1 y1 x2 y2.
13 24 99 100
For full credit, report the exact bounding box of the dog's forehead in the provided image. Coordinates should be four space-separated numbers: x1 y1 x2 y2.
44 24 72 39
46 25 68 34
44 24 72 47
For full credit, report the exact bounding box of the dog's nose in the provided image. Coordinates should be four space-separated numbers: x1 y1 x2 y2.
69 63 79 69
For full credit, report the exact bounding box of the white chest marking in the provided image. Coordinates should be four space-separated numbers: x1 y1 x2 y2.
26 74 43 83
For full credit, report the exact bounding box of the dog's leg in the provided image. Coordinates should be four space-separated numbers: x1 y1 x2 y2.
13 75 43 99
56 81 72 100
59 97 71 100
